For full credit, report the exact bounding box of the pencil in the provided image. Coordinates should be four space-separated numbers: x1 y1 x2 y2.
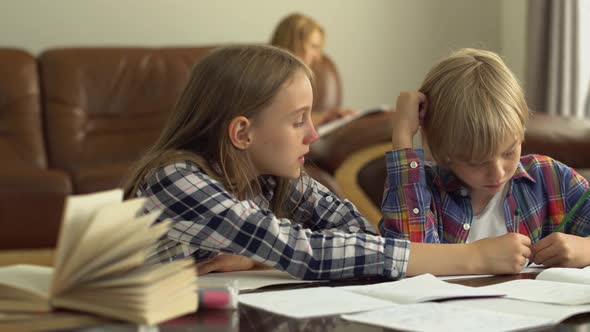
554 187 590 232
514 208 520 234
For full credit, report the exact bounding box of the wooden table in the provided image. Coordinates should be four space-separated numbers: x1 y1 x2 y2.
87 273 590 332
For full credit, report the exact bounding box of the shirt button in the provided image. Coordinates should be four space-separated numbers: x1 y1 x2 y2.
410 161 418 169
412 208 420 214
463 223 471 231
325 196 333 203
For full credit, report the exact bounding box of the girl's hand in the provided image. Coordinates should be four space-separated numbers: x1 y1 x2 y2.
391 91 428 150
471 233 532 274
196 253 271 275
529 233 590 267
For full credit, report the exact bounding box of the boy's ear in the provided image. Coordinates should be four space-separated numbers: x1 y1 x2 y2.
228 116 252 150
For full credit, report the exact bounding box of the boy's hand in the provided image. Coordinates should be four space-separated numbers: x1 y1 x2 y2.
391 91 427 150
529 233 590 267
471 233 531 274
196 253 271 275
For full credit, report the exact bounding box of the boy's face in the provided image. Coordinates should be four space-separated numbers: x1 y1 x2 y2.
247 70 319 179
448 138 522 199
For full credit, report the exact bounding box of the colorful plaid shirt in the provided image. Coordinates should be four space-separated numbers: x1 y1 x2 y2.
136 161 410 280
378 149 590 243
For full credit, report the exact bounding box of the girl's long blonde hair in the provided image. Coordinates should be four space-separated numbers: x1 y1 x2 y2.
123 45 313 217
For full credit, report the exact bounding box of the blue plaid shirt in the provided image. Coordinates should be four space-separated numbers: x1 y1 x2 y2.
137 161 409 280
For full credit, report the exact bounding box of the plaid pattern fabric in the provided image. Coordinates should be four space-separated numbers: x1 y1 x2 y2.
137 160 410 280
378 149 590 243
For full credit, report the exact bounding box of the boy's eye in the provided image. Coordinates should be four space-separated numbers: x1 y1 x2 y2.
503 150 516 157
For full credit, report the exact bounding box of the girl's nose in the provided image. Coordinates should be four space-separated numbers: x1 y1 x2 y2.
304 125 320 145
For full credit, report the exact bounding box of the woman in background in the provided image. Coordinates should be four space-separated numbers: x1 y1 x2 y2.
271 13 355 127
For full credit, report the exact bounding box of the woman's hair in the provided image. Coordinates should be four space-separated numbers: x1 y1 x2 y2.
123 45 313 217
270 13 324 55
419 48 529 164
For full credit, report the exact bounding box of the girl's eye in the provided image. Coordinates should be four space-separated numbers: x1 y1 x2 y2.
293 119 305 128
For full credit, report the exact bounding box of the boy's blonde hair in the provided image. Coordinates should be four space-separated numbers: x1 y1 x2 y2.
270 13 324 56
123 45 313 217
420 48 529 164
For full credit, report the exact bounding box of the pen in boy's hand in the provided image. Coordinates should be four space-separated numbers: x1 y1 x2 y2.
554 187 590 233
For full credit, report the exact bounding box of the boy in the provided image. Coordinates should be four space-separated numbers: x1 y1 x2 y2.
379 48 590 268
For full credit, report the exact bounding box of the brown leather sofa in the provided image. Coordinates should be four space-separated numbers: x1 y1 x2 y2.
0 46 368 250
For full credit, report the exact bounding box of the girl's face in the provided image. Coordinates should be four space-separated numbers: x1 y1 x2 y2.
448 138 522 200
297 29 324 66
247 70 319 179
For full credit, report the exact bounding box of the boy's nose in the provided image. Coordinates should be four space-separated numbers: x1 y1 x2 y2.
490 160 506 181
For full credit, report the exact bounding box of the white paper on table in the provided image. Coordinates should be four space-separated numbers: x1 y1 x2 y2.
341 302 554 332
238 287 393 319
338 274 505 304
536 265 590 285
480 279 590 305
449 297 590 323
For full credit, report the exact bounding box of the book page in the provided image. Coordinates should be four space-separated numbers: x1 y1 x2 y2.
341 302 555 332
480 279 590 305
0 265 52 298
238 287 393 319
53 189 123 281
339 274 505 304
0 265 52 312
536 266 590 285
449 298 590 323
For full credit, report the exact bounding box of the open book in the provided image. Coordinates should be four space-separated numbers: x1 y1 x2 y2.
478 266 590 305
238 274 505 319
316 104 392 137
0 189 198 326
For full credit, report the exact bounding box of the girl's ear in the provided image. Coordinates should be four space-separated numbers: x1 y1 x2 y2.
228 116 252 150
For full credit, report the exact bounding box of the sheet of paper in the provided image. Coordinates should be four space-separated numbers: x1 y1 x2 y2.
341 302 554 332
238 287 393 319
198 269 319 291
480 279 590 305
536 266 590 285
338 274 505 304
449 298 590 323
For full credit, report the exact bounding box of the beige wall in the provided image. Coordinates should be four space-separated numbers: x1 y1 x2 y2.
0 0 527 109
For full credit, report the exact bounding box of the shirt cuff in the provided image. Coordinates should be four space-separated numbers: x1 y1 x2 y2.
383 237 410 279
385 149 425 186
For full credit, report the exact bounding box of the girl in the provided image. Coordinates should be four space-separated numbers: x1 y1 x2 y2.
124 45 529 279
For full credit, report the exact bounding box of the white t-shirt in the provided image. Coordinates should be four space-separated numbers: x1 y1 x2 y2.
466 186 509 243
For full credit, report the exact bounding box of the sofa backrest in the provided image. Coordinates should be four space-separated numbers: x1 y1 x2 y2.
0 49 48 170
38 47 343 193
39 47 212 193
